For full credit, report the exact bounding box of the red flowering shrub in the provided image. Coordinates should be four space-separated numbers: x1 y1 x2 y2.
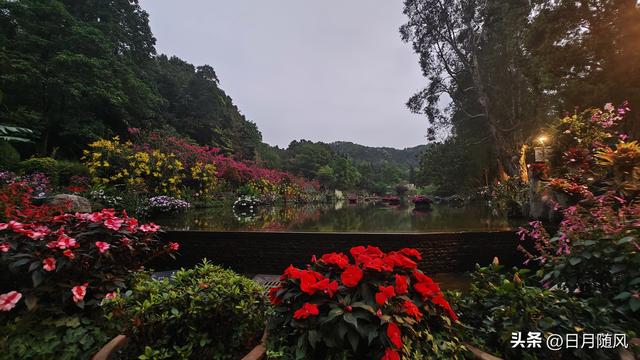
267 246 465 359
0 182 67 223
0 208 177 311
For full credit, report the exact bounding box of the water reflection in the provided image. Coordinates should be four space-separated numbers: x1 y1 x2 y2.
154 201 521 233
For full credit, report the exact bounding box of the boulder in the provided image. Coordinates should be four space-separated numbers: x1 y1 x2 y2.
46 194 92 213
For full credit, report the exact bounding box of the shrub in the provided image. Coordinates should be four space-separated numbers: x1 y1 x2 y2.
0 308 117 360
267 246 465 359
17 157 58 184
518 193 640 324
55 161 89 186
0 141 20 170
141 195 190 216
104 260 268 359
451 260 626 359
0 207 177 311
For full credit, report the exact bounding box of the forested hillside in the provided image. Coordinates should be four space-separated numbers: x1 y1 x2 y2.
0 0 261 159
329 142 426 168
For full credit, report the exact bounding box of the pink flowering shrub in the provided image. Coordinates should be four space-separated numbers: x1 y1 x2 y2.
518 193 640 317
0 208 178 311
267 246 465 359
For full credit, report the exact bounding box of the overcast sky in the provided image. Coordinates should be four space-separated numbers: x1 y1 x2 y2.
139 1 429 149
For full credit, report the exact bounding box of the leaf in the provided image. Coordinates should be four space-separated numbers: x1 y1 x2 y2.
568 257 582 265
630 298 640 312
610 264 625 273
343 312 358 328
617 236 635 245
31 270 44 287
347 330 360 353
613 292 631 300
24 294 38 310
308 330 320 349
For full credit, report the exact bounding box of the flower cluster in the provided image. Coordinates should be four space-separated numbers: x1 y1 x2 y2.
143 196 190 214
0 207 177 311
527 162 549 179
0 182 66 223
411 195 432 206
83 132 320 202
268 246 457 359
0 171 50 197
548 178 592 198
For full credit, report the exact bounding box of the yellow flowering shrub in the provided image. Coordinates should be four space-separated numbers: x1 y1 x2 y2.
189 161 218 197
83 137 184 195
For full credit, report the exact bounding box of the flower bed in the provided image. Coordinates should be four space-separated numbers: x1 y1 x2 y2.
267 246 465 359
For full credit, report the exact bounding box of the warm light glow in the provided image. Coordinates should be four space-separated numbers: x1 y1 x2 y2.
537 135 548 144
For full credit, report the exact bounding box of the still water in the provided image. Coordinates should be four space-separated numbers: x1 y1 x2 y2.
154 201 521 233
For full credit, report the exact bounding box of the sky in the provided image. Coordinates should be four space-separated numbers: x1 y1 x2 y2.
139 1 429 149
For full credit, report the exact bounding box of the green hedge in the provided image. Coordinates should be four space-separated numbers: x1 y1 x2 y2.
55 160 89 185
17 157 58 184
105 260 268 359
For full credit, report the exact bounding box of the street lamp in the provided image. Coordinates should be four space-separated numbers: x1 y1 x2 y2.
534 135 549 162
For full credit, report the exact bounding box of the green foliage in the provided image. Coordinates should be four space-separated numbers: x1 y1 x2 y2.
490 177 529 217
55 160 89 186
105 260 268 359
0 141 20 169
451 262 625 359
0 124 33 143
0 308 117 360
17 157 58 184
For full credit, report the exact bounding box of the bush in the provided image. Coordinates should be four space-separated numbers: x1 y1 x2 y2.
0 141 20 170
450 260 626 359
0 206 177 312
267 246 465 359
104 260 268 359
0 308 117 360
55 160 89 186
17 157 58 184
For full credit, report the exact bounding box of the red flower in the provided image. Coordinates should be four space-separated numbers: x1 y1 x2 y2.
0 223 8 231
0 291 22 312
386 322 402 349
168 242 180 251
49 234 77 250
384 252 417 270
0 242 10 253
139 223 160 233
341 265 363 287
432 294 458 321
312 278 339 297
95 241 110 254
42 257 56 272
414 281 440 300
280 264 302 280
375 285 396 306
320 252 350 269
399 248 422 260
402 300 423 321
299 270 327 295
293 302 319 319
71 283 88 303
104 292 117 300
63 249 75 259
269 286 282 305
395 274 408 295
381 348 400 360
104 217 124 231
120 237 131 246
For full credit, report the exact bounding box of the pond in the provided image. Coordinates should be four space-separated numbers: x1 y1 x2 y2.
153 201 523 233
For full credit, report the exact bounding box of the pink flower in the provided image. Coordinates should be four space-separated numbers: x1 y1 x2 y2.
0 223 8 231
63 249 76 259
42 257 56 271
49 234 77 250
71 283 88 303
139 223 160 233
104 292 117 300
103 218 124 231
120 237 130 246
169 242 180 251
0 242 10 253
0 291 22 311
95 241 110 254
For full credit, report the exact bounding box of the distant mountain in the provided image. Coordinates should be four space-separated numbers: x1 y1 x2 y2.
328 141 427 168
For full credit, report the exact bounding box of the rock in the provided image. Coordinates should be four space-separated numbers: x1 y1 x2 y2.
46 194 92 213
